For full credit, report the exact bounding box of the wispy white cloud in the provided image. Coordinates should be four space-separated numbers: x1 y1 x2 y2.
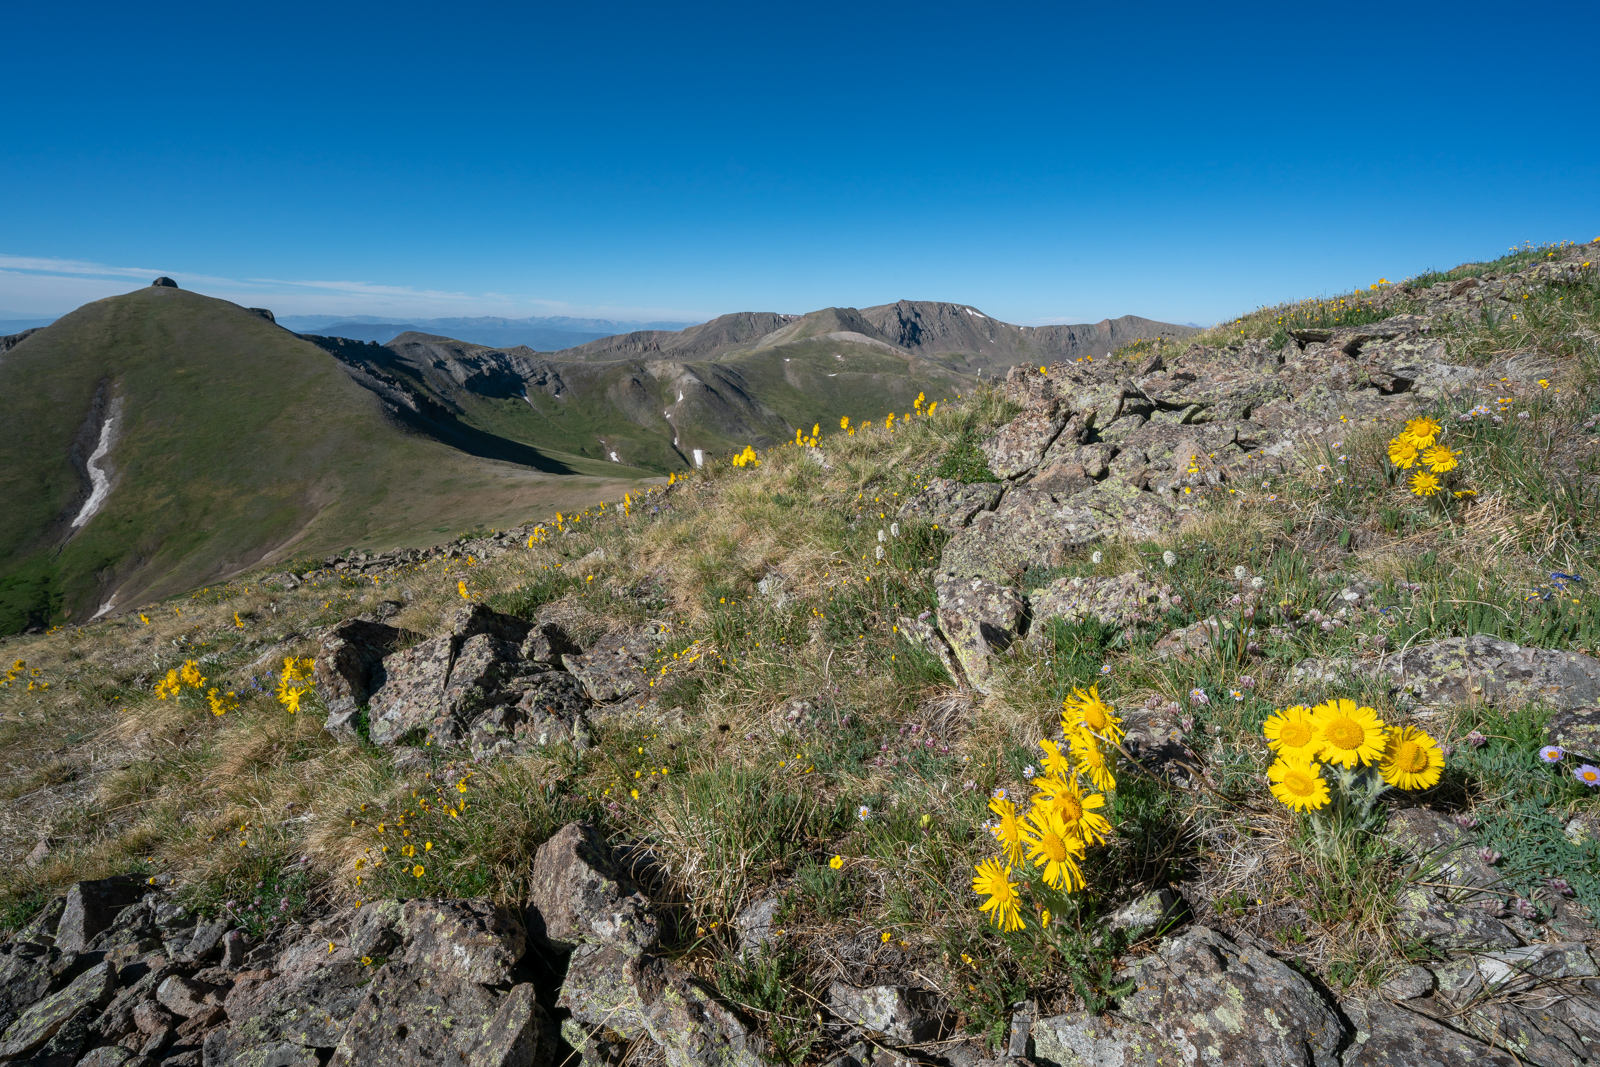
0 253 707 322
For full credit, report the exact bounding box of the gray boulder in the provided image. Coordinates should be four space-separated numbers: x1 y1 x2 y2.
564 632 653 706
314 618 418 742
0 959 114 1062
206 959 370 1066
1028 570 1173 635
1547 706 1600 757
55 877 144 953
982 401 1069 479
525 822 657 953
895 477 1003 529
400 899 526 985
825 983 941 1043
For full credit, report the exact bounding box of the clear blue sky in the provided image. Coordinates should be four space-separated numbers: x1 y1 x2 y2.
4 1 1597 327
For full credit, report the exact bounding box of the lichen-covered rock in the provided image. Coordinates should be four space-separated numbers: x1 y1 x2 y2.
1384 808 1497 886
0 941 81 1034
561 947 763 1067
314 618 418 742
366 633 453 745
1392 887 1520 950
935 575 1025 692
825 983 940 1043
1031 1011 1175 1067
982 401 1068 479
941 482 1177 583
1296 635 1600 710
525 822 658 953
1028 570 1173 634
564 632 653 705
895 478 1003 529
1340 996 1519 1066
1463 999 1589 1067
1114 926 1345 1066
0 959 114 1061
1547 705 1600 757
205 958 370 1066
330 963 546 1067
400 899 525 986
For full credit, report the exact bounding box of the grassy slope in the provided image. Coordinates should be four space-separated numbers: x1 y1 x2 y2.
0 243 1596 1055
0 286 654 632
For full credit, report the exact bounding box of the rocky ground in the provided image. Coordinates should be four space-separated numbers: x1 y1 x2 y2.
0 240 1598 1066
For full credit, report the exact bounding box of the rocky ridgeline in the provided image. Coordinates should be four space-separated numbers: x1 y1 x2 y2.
907 249 1595 694
3 812 1597 1066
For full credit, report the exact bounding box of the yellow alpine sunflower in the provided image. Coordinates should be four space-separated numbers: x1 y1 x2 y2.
1403 416 1441 447
1312 699 1388 767
1379 726 1445 791
1422 445 1459 474
972 857 1024 931
1387 438 1419 468
1062 683 1123 744
1030 773 1112 846
1262 705 1322 759
1268 756 1331 812
1021 809 1086 892
1409 471 1442 497
987 794 1026 866
1037 738 1074 778
1070 730 1117 792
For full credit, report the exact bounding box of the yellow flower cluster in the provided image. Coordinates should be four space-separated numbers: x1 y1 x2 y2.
972 684 1119 931
1386 417 1465 498
156 659 207 700
1262 699 1444 813
793 424 821 447
730 445 762 468
275 657 315 714
1 659 27 688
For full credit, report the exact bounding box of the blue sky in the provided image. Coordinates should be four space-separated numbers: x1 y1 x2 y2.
4 1 1597 328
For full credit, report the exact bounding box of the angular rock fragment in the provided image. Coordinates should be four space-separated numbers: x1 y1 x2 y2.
315 618 419 742
935 575 1025 692
0 959 114 1061
1028 570 1173 635
400 899 526 985
982 401 1068 479
526 822 658 953
331 963 546 1067
564 632 653 706
1296 635 1600 710
55 877 145 954
826 983 941 1043
895 478 1003 529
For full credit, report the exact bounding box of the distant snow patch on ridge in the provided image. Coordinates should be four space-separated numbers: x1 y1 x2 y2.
72 402 121 529
92 597 117 620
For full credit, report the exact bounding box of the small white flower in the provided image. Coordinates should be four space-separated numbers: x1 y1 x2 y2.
856 805 872 821
890 522 900 538
1233 565 1248 580
1100 663 1112 676
1023 765 1036 778
1251 576 1265 589
992 787 1006 800
1163 550 1177 568
1091 550 1103 564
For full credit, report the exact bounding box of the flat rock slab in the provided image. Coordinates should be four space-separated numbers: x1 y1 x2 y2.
401 899 525 986
206 958 371 1066
895 478 1003 529
564 633 654 705
1295 635 1600 710
0 959 114 1060
982 402 1068 478
1028 570 1173 634
331 963 545 1067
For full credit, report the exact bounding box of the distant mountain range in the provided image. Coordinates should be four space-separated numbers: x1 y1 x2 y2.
278 314 700 350
0 283 1194 633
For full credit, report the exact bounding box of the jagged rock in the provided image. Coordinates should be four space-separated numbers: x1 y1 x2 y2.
314 618 418 742
155 975 215 1018
934 575 1024 691
894 614 966 689
0 942 81 1033
1115 926 1344 1066
0 959 114 1061
1295 635 1600 710
55 877 144 953
521 621 579 668
895 478 1003 529
78 1047 153 1067
525 822 658 953
1475 942 1597 991
367 604 537 746
825 983 941 1043
1463 1000 1589 1066
330 963 546 1067
564 632 652 705
983 401 1068 478
1547 706 1600 757
732 897 780 961
1031 1012 1173 1067
1028 570 1173 634
400 899 526 985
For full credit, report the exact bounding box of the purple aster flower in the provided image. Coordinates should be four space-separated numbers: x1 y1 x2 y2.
1574 763 1600 788
1539 745 1564 763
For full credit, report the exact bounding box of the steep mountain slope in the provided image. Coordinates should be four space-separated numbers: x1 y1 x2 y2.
0 285 653 633
311 327 972 471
